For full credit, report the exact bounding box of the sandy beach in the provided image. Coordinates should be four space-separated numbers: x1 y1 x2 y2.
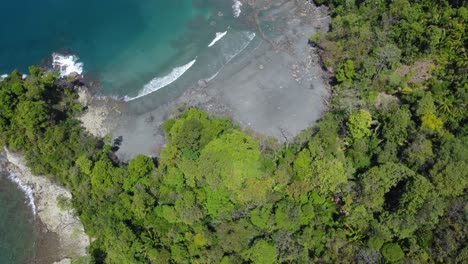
85 0 331 161
0 1 330 262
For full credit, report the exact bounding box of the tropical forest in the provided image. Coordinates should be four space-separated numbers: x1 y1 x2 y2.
0 0 466 263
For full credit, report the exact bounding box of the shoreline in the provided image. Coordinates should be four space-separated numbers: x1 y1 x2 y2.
2 149 89 264
105 0 331 161
0 0 331 261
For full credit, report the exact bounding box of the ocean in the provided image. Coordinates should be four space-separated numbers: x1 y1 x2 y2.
0 0 256 102
0 172 37 264
0 0 256 262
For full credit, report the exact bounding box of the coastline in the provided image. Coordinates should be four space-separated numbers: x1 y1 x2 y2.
0 0 331 260
2 149 89 264
108 0 331 161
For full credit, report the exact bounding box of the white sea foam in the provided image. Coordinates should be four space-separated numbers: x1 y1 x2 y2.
232 1 243 18
205 32 255 83
1 74 8 79
6 172 36 216
22 74 28 80
124 58 197 101
208 31 228 47
52 53 84 77
206 70 220 82
224 32 256 64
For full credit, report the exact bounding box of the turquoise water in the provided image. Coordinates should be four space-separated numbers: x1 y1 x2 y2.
0 173 37 264
0 0 255 101
0 1 257 260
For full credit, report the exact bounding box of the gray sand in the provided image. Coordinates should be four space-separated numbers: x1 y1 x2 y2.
102 0 330 161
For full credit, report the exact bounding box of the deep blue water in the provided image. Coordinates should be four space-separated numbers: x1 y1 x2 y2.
0 0 254 100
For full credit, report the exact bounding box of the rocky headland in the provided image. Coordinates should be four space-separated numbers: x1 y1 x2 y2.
2 149 89 264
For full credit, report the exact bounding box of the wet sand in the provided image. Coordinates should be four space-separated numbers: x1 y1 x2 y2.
30 219 61 264
84 0 331 161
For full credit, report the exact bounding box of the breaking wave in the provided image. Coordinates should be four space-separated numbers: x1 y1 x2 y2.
6 172 36 216
232 1 243 18
208 31 228 47
205 31 256 83
223 31 256 64
52 53 84 77
124 58 197 101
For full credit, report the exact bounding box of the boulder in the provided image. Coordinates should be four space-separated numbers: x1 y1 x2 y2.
77 87 92 107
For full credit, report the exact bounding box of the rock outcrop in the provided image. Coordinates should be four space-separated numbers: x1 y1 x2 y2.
4 149 89 262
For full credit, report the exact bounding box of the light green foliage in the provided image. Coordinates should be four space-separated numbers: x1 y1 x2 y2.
381 243 405 263
1 0 466 262
203 188 234 218
156 205 179 224
250 205 273 230
336 60 355 83
368 236 384 251
431 162 467 197
76 155 92 175
416 92 436 117
174 191 203 224
275 200 300 231
421 112 443 132
311 157 347 194
347 109 372 141
163 167 185 189
171 244 189 264
293 148 312 180
198 131 262 204
309 31 322 44
239 176 274 204
243 240 278 264
345 205 373 232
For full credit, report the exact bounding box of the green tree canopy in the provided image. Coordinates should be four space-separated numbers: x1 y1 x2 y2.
347 109 372 141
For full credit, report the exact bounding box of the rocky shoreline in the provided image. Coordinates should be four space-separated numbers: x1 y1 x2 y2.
3 149 89 264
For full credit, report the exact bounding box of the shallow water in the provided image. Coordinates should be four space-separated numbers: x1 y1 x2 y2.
0 0 255 101
0 173 37 264
0 1 256 259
